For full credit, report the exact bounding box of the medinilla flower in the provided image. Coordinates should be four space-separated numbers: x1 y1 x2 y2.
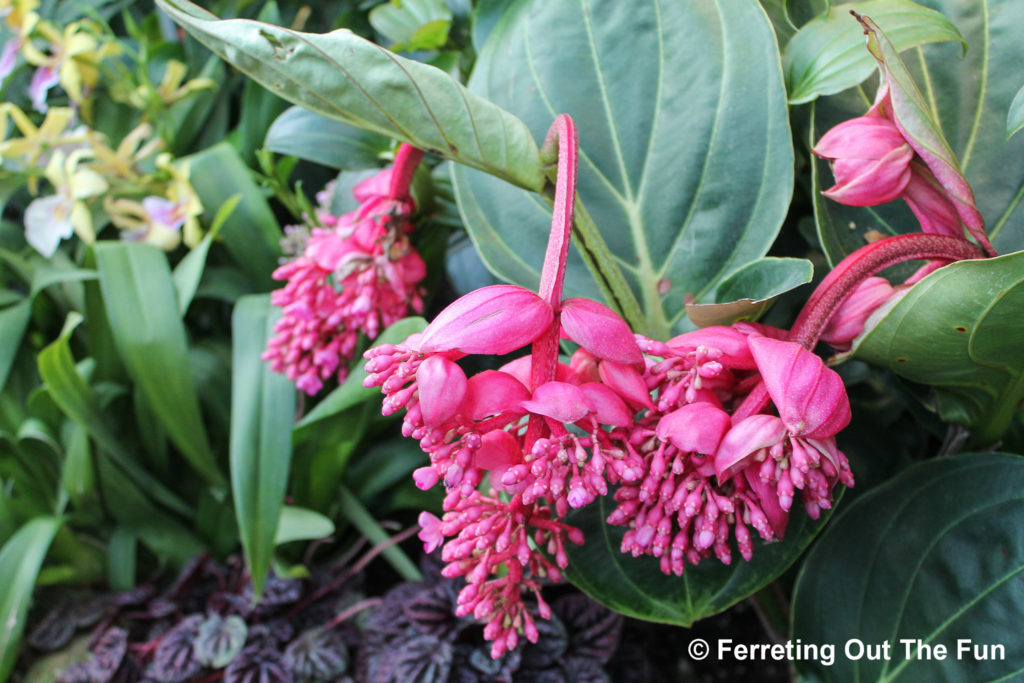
813 113 913 206
716 336 854 520
263 145 426 395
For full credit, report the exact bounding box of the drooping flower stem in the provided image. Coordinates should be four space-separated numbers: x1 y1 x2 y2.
526 115 579 449
732 234 983 424
388 143 425 201
788 234 983 348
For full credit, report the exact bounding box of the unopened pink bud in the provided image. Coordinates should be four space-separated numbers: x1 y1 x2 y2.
814 115 913 206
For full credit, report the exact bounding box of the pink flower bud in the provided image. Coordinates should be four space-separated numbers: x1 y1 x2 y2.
820 276 895 350
814 115 914 206
559 297 643 366
901 163 962 237
417 285 553 355
416 355 467 427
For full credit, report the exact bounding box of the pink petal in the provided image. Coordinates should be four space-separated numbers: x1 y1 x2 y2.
578 382 633 427
473 429 521 470
29 64 59 113
714 414 787 480
415 355 467 426
520 381 589 423
352 167 393 201
417 285 553 355
743 468 789 540
460 370 530 421
813 115 907 160
665 326 756 369
748 336 851 438
598 360 655 410
499 356 580 389
569 348 601 383
821 145 913 206
820 276 895 349
656 402 731 455
901 164 962 237
559 297 642 366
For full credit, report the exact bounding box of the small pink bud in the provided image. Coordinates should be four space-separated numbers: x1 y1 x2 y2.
416 355 468 426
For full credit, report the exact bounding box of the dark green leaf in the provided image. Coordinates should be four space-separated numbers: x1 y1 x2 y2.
792 454 1024 683
686 257 813 327
265 106 392 170
1008 81 1024 139
783 0 964 104
172 194 238 315
95 243 224 488
0 301 31 395
231 295 296 598
185 142 282 290
156 0 544 192
852 251 1024 446
38 314 193 518
563 492 835 625
451 0 794 338
0 517 61 682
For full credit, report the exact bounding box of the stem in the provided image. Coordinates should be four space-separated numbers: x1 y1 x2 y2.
337 486 423 582
733 234 983 423
788 234 983 348
388 143 425 201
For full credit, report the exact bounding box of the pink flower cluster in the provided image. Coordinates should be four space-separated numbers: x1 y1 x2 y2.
362 116 856 656
263 149 426 395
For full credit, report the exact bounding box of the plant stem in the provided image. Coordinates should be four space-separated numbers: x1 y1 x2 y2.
388 144 425 201
337 486 422 582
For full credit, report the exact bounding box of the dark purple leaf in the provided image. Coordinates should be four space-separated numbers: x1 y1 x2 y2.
467 644 519 681
283 626 349 682
56 661 92 683
74 595 110 627
243 573 302 613
150 614 203 682
194 614 248 668
28 597 76 651
402 587 456 637
392 635 452 683
165 554 211 600
144 598 179 620
113 585 157 607
552 595 622 665
224 646 293 683
519 610 567 670
88 627 129 680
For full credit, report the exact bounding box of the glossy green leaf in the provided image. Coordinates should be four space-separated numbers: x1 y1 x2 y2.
265 106 391 170
792 454 1024 682
686 257 813 327
186 142 281 290
451 0 793 338
95 243 225 488
274 505 335 545
811 0 1024 262
234 1 287 164
0 517 61 682
563 491 835 625
0 300 31 394
471 0 515 50
38 314 192 518
851 251 1024 446
784 0 964 104
156 0 544 192
172 193 238 316
338 485 421 581
231 295 296 598
296 316 427 429
369 0 452 51
1008 81 1024 139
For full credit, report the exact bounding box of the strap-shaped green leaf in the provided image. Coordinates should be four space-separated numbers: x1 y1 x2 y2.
0 517 61 681
156 0 544 192
231 295 296 598
95 243 225 488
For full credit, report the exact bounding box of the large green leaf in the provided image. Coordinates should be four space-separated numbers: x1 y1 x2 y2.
264 106 391 170
1008 81 1024 139
851 251 1024 446
230 295 296 597
783 0 963 104
0 517 61 682
369 0 452 52
156 0 544 192
95 243 225 488
685 257 813 327
563 491 835 625
811 0 1024 263
451 0 794 338
792 454 1024 683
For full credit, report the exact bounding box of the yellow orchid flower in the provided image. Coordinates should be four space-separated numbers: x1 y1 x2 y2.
20 18 119 111
87 122 163 182
156 153 203 247
127 59 216 110
0 103 87 191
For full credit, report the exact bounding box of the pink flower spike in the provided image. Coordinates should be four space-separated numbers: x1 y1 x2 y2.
714 414 787 480
560 297 643 366
521 381 589 423
748 336 851 438
578 382 633 427
460 370 530 421
417 285 553 355
656 403 731 455
415 355 468 426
